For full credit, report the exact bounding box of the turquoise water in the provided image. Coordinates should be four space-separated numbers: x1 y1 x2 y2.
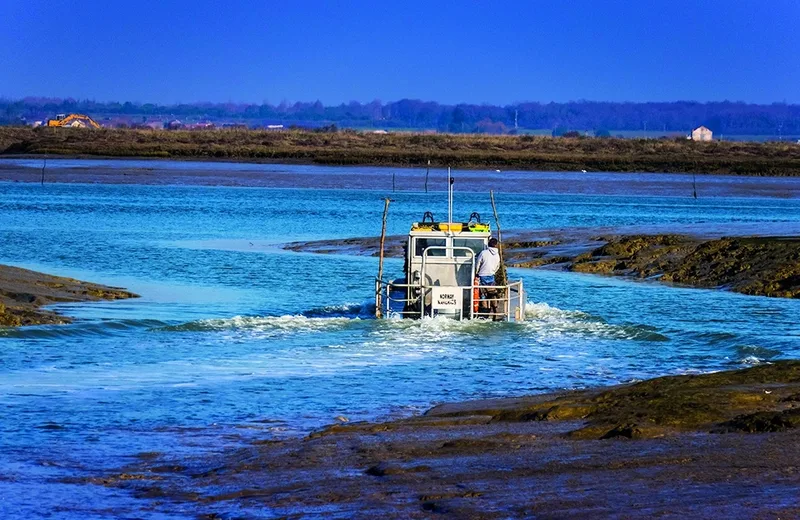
2 164 800 518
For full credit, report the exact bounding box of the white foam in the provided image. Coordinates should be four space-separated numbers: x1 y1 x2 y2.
174 300 665 347
739 355 764 365
523 301 666 341
187 314 357 333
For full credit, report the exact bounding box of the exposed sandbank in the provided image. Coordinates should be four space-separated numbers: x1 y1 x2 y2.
0 264 138 326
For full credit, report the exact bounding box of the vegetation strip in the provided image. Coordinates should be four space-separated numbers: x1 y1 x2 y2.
3 127 800 175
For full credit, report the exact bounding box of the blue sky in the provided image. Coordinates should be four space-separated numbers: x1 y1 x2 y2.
2 0 798 105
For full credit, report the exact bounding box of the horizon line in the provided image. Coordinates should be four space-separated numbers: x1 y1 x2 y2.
2 96 797 108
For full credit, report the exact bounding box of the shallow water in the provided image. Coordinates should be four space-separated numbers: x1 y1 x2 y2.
1 163 800 518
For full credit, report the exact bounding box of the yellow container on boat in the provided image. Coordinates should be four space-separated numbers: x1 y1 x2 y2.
438 223 463 232
468 223 490 232
411 223 434 231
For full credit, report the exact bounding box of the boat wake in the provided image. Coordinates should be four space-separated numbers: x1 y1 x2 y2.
523 302 670 342
156 300 668 343
302 302 375 318
158 314 361 335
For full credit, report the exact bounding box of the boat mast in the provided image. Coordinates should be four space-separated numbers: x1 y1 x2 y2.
447 167 454 228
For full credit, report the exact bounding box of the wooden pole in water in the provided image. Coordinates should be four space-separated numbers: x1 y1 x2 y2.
392 172 396 192
376 197 391 318
424 159 430 193
40 153 47 186
490 190 507 286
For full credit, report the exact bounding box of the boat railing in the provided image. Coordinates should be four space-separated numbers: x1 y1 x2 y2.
375 278 525 321
472 280 526 321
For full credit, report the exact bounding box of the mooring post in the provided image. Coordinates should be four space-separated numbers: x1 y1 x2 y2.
376 197 391 318
424 159 430 193
41 153 47 186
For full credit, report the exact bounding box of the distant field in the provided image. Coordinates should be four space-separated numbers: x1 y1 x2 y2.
1 127 800 176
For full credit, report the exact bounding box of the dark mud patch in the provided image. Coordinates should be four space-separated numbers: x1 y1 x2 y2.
568 234 800 298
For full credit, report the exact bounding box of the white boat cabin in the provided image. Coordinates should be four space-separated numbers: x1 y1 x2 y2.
376 212 525 321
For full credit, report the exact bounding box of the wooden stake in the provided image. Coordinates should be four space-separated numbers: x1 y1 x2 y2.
376 197 391 318
424 159 430 193
40 153 47 186
490 190 507 286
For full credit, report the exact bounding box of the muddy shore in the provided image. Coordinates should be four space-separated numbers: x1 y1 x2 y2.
285 231 800 299
0 264 138 326
87 362 800 518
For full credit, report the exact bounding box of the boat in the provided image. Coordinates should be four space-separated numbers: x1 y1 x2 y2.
374 173 525 321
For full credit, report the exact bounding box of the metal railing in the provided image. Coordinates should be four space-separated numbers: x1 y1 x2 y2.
375 278 425 319
375 278 525 322
471 280 525 322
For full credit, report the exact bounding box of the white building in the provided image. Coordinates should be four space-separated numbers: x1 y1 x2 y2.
691 126 713 141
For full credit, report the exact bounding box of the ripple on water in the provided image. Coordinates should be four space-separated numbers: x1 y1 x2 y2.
0 319 169 339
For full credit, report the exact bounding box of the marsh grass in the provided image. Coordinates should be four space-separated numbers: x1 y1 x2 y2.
2 127 799 175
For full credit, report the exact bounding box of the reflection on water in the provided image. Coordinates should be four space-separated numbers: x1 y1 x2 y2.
1 168 800 517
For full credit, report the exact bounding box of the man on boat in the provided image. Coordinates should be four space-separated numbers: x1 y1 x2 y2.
475 238 501 318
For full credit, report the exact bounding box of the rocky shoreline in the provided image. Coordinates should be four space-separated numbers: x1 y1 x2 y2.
0 264 138 327
84 362 800 517
285 231 800 298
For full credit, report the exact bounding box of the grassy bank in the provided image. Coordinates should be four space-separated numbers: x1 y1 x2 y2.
2 127 800 175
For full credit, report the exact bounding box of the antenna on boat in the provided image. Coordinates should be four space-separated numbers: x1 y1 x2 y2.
424 159 430 193
447 167 454 227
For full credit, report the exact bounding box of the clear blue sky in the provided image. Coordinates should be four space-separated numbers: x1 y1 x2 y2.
2 0 798 105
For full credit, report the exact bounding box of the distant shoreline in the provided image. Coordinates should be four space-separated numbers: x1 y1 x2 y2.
3 127 800 176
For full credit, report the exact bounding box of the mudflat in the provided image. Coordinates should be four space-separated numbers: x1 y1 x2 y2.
0 264 138 326
88 362 800 518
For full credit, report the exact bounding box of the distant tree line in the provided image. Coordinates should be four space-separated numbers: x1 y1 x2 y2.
2 97 799 136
